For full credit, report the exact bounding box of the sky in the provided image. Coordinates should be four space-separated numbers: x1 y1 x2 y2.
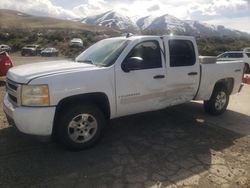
0 0 250 32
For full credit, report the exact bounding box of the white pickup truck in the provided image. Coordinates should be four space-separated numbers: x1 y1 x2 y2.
3 35 244 150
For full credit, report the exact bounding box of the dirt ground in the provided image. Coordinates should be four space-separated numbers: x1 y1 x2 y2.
0 54 250 188
9 52 67 66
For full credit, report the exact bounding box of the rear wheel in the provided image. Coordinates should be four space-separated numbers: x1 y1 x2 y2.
55 104 106 150
204 86 229 115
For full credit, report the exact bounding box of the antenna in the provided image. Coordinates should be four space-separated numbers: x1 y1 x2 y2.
126 33 133 38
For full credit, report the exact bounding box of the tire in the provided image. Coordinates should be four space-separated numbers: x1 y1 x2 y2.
204 86 229 115
55 104 106 150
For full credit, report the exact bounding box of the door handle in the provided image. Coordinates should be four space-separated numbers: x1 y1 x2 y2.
153 75 165 79
188 72 198 76
234 69 241 72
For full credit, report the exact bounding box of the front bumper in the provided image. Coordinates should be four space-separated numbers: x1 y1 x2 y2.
3 94 56 136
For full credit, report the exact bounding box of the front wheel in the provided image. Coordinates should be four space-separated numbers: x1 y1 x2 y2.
204 86 229 115
55 104 106 150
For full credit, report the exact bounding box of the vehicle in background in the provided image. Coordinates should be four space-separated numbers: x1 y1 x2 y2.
0 51 13 77
4 35 245 150
217 51 250 73
243 48 250 53
41 48 59 57
69 38 83 48
21 45 42 56
0 44 11 53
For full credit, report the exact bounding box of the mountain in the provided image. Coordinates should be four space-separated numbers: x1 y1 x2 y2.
81 10 138 31
0 9 113 32
81 10 249 37
184 20 245 36
137 15 248 37
137 14 191 32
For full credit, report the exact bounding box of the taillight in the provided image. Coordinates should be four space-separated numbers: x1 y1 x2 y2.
0 52 12 67
4 60 12 66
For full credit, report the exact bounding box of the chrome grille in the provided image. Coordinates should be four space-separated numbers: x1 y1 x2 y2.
6 79 21 106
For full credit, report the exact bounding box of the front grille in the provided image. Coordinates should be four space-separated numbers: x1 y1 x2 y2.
9 94 17 103
6 79 20 106
7 81 17 91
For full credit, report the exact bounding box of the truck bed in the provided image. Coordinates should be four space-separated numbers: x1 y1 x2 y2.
195 60 244 100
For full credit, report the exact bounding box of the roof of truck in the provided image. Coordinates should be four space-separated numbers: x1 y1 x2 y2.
109 35 195 41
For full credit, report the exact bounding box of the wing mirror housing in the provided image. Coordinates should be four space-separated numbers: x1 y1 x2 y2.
121 57 144 73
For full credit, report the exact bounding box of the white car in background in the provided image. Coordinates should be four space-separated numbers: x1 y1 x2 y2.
41 48 59 57
217 51 250 73
69 38 83 48
0 44 11 53
244 47 250 53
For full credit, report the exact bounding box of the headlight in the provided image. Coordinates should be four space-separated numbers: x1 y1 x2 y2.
21 85 50 106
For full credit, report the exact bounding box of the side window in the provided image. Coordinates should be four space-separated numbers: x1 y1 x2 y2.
169 40 196 67
124 41 162 70
246 53 250 58
235 53 243 58
219 53 228 58
227 53 233 58
227 53 243 58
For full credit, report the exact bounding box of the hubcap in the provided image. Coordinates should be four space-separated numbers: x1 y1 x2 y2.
215 91 227 111
67 113 98 143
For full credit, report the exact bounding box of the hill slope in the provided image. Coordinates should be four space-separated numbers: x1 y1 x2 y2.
0 9 113 32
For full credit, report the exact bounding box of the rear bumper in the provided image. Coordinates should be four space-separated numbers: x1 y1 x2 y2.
3 94 55 136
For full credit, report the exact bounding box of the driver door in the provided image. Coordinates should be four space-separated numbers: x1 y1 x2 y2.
115 39 167 117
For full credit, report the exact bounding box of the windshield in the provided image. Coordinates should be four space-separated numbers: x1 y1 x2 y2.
75 39 129 67
26 45 37 48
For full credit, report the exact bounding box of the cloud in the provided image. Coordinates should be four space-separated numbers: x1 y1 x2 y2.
0 0 249 32
0 0 77 19
187 0 249 20
147 5 160 12
73 0 109 17
205 16 250 33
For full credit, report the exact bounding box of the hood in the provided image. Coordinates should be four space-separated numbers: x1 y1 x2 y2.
7 60 97 83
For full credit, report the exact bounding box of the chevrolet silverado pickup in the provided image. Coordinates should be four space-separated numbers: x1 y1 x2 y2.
3 35 244 150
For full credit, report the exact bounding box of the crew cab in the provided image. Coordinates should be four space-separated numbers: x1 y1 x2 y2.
3 35 244 150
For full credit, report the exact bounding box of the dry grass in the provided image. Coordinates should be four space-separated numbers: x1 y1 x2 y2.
0 9 114 32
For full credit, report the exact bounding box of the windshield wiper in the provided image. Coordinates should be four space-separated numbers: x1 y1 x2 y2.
76 60 93 64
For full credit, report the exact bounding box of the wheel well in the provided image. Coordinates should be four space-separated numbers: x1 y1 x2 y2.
244 63 250 73
52 92 110 139
214 78 234 95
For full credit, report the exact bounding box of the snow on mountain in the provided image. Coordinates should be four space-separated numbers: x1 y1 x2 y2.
184 20 246 36
137 14 191 32
81 10 137 31
81 10 249 37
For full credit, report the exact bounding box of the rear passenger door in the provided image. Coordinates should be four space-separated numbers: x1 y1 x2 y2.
163 36 200 106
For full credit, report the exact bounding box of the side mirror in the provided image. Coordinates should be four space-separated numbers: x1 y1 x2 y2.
121 57 144 73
